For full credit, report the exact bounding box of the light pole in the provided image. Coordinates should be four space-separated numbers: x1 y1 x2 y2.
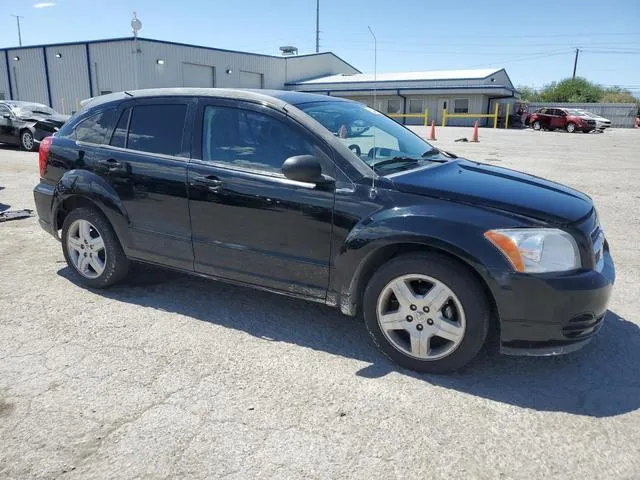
10 14 24 46
367 25 377 111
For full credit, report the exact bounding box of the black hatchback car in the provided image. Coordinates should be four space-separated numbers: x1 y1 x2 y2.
33 88 615 373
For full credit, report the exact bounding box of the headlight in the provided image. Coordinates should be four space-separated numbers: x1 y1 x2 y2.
484 228 581 273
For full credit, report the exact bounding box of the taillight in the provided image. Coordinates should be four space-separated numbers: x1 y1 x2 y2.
39 136 53 177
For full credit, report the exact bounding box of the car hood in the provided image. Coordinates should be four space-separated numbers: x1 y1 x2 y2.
19 113 69 126
391 159 593 224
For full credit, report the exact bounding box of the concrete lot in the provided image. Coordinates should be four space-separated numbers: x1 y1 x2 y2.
1 127 639 479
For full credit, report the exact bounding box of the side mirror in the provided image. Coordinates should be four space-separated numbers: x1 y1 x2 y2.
2 114 11 119
282 155 334 186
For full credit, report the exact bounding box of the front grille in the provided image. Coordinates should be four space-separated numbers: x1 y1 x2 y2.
562 313 605 339
586 119 597 126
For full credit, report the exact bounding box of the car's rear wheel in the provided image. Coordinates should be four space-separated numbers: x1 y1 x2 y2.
566 122 577 133
532 120 541 130
362 253 490 373
61 207 129 288
20 130 35 151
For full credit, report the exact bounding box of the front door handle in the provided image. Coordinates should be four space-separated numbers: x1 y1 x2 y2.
191 175 223 192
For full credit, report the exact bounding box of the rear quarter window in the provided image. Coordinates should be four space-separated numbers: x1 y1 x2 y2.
74 109 115 144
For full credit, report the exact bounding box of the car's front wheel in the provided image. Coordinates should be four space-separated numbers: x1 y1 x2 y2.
363 253 490 373
566 122 577 133
61 207 129 288
20 130 36 151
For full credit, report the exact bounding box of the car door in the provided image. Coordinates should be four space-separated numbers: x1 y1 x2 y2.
550 109 566 129
187 98 336 298
0 104 16 144
78 98 195 270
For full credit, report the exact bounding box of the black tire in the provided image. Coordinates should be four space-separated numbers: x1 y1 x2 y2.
362 253 490 373
61 207 129 288
566 122 577 133
532 120 542 131
20 130 36 151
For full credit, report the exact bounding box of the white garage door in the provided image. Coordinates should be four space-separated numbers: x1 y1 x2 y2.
182 63 215 88
239 71 263 89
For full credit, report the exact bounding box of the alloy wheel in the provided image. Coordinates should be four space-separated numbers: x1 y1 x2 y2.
376 274 466 360
21 131 34 150
66 219 107 278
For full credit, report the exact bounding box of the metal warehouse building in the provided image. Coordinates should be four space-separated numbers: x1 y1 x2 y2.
0 37 517 127
286 68 518 126
0 37 360 114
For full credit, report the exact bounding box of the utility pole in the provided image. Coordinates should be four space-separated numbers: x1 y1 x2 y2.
572 48 580 79
315 0 320 53
10 14 23 46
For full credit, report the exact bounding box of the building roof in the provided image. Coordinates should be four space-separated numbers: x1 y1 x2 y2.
288 68 503 85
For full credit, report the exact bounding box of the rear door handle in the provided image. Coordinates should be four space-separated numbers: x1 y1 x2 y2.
98 159 121 169
191 175 223 192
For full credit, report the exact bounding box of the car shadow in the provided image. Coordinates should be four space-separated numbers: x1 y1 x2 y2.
57 264 640 418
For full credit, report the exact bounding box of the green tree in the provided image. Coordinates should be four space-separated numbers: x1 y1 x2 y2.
538 77 604 103
516 85 542 102
600 86 639 104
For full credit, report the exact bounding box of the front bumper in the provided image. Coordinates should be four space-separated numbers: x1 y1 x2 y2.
495 250 615 355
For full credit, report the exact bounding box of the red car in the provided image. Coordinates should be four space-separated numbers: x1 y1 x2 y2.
526 108 597 133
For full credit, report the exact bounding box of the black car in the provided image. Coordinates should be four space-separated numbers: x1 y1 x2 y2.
0 100 69 151
33 89 615 373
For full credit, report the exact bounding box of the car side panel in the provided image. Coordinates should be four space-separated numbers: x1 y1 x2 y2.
327 188 535 316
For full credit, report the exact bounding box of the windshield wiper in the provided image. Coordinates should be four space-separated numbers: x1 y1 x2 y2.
369 156 420 169
422 147 457 160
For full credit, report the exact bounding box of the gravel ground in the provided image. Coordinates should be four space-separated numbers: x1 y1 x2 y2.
1 127 639 479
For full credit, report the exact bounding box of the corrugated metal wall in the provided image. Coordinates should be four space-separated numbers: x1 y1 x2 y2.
1 38 358 110
6 48 49 105
527 102 637 128
46 44 91 114
0 53 10 100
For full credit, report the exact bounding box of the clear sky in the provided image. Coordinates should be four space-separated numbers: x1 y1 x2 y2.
2 0 639 95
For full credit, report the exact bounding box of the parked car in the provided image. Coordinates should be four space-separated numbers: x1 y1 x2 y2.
0 101 69 151
573 109 611 132
526 107 597 133
33 89 615 373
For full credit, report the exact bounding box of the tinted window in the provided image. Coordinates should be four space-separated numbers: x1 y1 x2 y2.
202 106 315 173
127 104 187 156
110 108 130 148
75 110 114 144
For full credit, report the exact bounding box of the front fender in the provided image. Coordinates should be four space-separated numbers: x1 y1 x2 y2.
52 169 132 249
331 201 531 315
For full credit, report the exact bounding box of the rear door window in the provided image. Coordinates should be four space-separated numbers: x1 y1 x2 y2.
127 104 188 156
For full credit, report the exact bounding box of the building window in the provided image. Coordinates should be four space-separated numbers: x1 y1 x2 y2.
454 99 469 114
408 98 423 114
387 98 402 114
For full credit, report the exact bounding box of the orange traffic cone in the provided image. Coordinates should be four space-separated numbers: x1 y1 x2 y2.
428 120 437 141
471 121 479 142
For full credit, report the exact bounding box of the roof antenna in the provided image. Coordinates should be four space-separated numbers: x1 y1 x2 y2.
367 25 377 199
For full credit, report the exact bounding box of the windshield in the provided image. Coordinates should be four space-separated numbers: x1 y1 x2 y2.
11 103 56 117
298 100 439 174
566 109 585 116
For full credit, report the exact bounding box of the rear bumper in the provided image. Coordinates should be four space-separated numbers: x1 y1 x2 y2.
496 250 615 355
33 182 56 237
